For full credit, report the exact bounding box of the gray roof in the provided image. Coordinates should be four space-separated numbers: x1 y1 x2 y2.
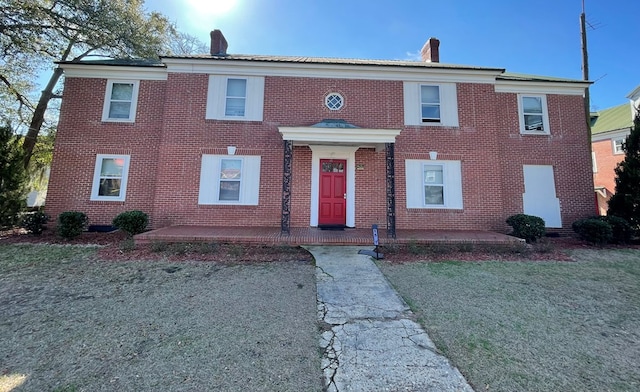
58 54 588 85
161 53 505 73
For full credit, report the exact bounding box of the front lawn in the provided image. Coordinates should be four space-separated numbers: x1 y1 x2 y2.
379 249 640 392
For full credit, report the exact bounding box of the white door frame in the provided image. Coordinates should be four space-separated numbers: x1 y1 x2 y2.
309 145 358 227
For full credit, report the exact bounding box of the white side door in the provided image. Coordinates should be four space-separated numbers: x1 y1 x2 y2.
522 165 562 228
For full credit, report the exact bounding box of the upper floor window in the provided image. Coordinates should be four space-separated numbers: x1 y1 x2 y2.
420 85 441 123
206 76 265 121
613 137 625 154
518 94 550 135
225 79 247 117
90 154 130 201
325 93 344 110
403 82 459 127
102 80 139 122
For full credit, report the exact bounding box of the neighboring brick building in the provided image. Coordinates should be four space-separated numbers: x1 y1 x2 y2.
591 86 640 214
47 31 594 235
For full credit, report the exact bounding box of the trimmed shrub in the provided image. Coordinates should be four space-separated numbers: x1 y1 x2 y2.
112 210 149 236
599 215 633 244
20 211 50 235
57 211 88 239
506 214 546 243
572 218 613 245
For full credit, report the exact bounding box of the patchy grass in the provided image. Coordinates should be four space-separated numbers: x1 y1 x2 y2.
378 249 640 392
0 244 320 391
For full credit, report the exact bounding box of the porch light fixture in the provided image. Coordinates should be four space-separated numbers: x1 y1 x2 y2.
227 146 236 155
429 151 438 160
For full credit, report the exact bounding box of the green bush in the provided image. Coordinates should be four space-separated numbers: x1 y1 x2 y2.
57 211 88 239
572 218 613 245
112 210 148 236
599 215 633 244
20 211 50 235
506 214 546 243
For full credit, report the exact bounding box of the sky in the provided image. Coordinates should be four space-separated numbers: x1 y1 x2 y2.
145 0 638 111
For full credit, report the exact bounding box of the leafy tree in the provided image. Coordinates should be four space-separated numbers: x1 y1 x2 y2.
0 124 27 228
0 0 177 167
608 109 640 232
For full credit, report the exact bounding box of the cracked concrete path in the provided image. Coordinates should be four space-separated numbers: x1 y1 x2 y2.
306 245 473 392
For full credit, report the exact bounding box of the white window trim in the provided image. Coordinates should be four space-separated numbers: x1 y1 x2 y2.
309 145 357 228
422 163 446 207
224 78 247 117
420 85 441 123
217 157 244 203
405 159 463 209
206 75 265 121
198 154 261 205
518 93 550 135
90 154 130 201
101 80 140 122
403 82 459 127
612 137 625 154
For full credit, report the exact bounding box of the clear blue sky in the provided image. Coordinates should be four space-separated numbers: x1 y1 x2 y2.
146 0 638 111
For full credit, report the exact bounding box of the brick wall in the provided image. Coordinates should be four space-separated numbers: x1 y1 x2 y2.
48 71 595 233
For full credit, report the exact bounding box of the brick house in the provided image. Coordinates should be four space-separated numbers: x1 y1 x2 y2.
46 31 594 236
591 85 640 214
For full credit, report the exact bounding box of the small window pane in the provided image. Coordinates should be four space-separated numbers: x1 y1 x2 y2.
109 102 132 119
322 162 344 172
111 83 133 100
220 159 242 179
219 181 240 201
421 105 441 121
524 114 544 131
225 98 246 116
227 79 246 97
99 178 121 197
424 186 444 205
421 86 440 103
100 158 124 177
424 165 443 184
523 96 543 114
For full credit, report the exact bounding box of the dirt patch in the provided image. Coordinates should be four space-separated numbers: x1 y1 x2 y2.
0 229 314 263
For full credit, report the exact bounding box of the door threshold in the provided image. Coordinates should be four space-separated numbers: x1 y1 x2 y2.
318 224 346 231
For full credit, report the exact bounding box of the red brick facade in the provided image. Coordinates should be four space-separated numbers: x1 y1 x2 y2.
47 56 595 234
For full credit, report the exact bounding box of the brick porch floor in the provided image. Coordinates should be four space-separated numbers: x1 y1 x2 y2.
134 225 521 246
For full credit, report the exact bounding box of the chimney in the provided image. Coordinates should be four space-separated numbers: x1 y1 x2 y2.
210 29 228 55
421 37 440 63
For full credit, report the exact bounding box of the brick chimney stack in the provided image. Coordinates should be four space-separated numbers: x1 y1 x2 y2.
421 37 440 63
210 29 228 55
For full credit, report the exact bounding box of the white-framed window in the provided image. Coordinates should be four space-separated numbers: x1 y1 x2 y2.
403 82 459 127
90 154 130 201
592 151 597 173
102 80 139 122
405 159 463 209
325 93 344 110
613 138 625 154
420 85 441 123
206 76 265 121
225 78 247 117
518 94 550 134
198 155 261 205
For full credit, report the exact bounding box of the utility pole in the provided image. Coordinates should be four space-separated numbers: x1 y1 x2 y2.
581 0 592 142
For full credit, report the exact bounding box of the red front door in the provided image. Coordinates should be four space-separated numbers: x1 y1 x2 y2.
319 159 347 226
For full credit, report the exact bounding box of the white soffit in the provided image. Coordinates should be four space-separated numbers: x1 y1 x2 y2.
162 58 502 84
61 64 168 80
495 80 589 95
279 126 401 144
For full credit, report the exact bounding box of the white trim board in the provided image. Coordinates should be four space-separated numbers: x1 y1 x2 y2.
309 145 358 227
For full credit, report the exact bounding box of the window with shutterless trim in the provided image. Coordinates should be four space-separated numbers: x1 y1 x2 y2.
90 154 130 201
102 80 139 122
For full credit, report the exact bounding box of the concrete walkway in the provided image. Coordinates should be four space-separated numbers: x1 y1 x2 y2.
305 245 473 392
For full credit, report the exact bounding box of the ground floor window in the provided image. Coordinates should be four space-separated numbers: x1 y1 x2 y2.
405 159 463 209
198 154 261 205
90 154 130 201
